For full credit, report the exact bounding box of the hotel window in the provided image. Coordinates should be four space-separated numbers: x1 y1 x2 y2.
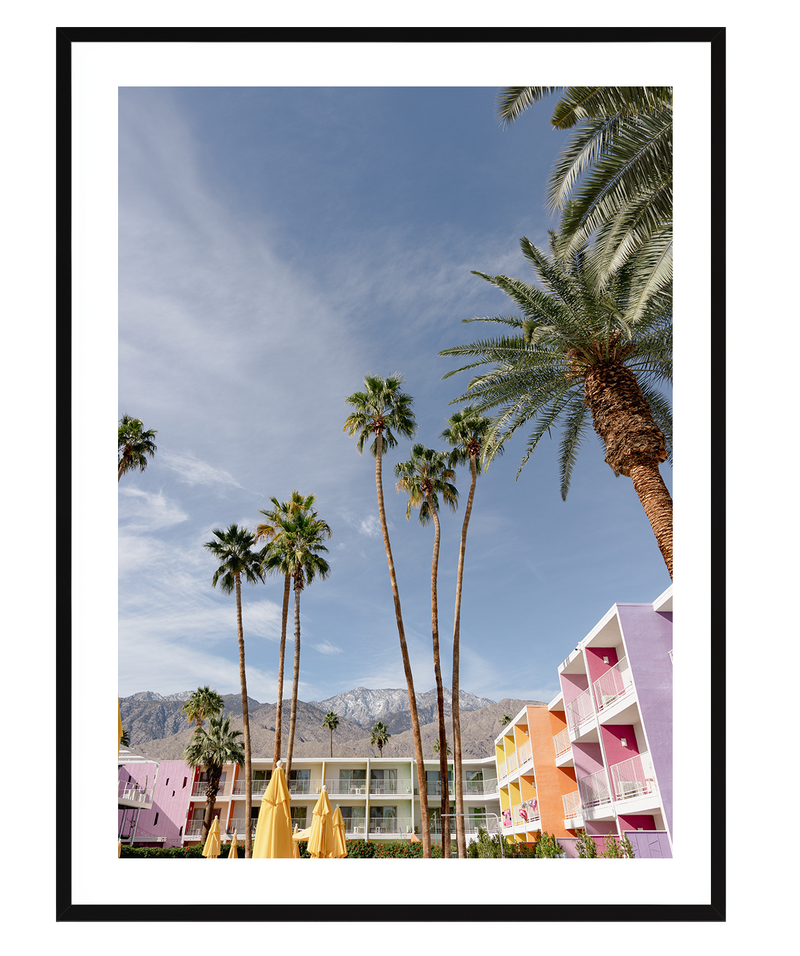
340 769 367 792
289 769 311 793
465 770 484 794
253 769 272 792
370 768 397 793
369 806 397 831
339 806 366 832
425 770 453 795
291 806 307 828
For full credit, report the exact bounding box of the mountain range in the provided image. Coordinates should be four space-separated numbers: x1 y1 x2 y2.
119 687 545 761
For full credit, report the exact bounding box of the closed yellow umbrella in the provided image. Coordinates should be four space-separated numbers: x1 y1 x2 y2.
307 785 335 858
332 806 347 859
118 703 123 750
228 830 238 859
202 817 221 858
292 825 301 859
252 761 294 859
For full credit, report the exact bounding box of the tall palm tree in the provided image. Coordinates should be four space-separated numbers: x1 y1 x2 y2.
263 510 331 779
255 492 330 771
440 405 496 858
203 524 266 857
118 414 157 481
395 443 458 858
441 234 673 578
370 721 391 757
497 86 672 313
183 713 245 844
180 686 224 734
343 374 433 858
322 711 339 758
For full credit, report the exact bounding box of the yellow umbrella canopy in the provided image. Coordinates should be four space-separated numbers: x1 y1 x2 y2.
292 825 301 859
332 806 347 859
202 817 221 858
252 762 295 859
118 703 123 750
307 786 336 858
228 830 238 859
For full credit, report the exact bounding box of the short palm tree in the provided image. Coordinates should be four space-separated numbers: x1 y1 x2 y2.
499 715 512 727
118 414 157 481
180 686 224 734
120 726 130 748
432 739 452 756
255 492 330 771
183 713 245 844
497 86 673 313
263 510 331 778
395 444 458 857
204 524 266 857
322 711 339 758
440 405 496 858
370 721 391 757
441 233 673 578
344 374 433 858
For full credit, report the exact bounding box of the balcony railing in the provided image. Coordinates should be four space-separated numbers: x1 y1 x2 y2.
562 789 581 822
369 779 413 795
231 779 270 796
118 782 154 805
497 759 507 780
192 781 228 798
511 801 540 827
593 656 633 712
517 740 532 768
566 688 595 733
577 767 612 809
368 817 414 834
226 818 258 837
553 727 571 758
506 751 519 774
463 779 498 795
610 751 657 802
324 778 368 795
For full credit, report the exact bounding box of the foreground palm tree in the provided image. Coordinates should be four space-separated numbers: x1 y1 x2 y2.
370 721 391 757
395 444 458 857
497 86 673 312
441 406 496 858
118 414 157 481
441 234 673 577
180 686 224 734
204 524 266 857
183 713 245 844
323 710 339 758
256 492 329 770
343 374 432 858
263 510 331 778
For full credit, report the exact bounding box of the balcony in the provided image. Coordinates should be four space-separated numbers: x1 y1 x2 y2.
562 789 582 825
118 780 154 808
553 727 571 759
192 781 228 798
226 818 258 838
369 779 413 795
577 767 612 810
566 688 595 734
324 778 368 795
610 751 657 802
368 816 414 835
593 656 634 713
231 779 270 796
463 778 498 796
517 740 533 769
506 751 519 774
511 801 540 828
497 759 507 780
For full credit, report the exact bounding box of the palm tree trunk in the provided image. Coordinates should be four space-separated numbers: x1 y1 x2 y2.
235 573 253 858
202 776 220 844
272 572 291 770
451 455 477 858
374 432 431 858
285 577 302 780
428 499 450 858
583 361 672 579
629 463 673 578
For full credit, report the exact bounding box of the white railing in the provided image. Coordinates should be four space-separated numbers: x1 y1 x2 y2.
507 751 519 773
610 751 657 802
566 688 595 732
118 782 153 805
192 781 228 797
593 656 633 711
231 779 270 796
553 727 571 758
368 817 414 834
577 767 612 809
497 759 507 780
562 790 581 822
369 779 413 795
226 819 257 837
426 780 455 796
511 801 540 827
517 740 533 767
463 779 498 795
325 778 368 795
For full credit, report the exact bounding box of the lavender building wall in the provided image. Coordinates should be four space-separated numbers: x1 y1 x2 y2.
118 760 193 848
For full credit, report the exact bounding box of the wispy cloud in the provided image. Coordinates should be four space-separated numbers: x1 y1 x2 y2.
312 641 343 656
159 450 248 491
119 487 188 531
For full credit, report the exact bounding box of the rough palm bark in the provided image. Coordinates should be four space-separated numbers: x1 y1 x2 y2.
583 360 672 577
450 451 478 858
272 572 291 770
425 490 451 857
285 572 303 780
374 430 432 858
234 573 254 858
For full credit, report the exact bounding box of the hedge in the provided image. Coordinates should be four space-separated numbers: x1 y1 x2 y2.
119 839 448 859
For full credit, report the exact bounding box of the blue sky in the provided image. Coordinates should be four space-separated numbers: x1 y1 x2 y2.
118 85 673 706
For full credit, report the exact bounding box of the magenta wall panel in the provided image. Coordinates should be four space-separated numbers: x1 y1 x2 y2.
118 760 194 848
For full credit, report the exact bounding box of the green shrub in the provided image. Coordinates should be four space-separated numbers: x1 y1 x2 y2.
466 827 535 858
533 831 564 858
